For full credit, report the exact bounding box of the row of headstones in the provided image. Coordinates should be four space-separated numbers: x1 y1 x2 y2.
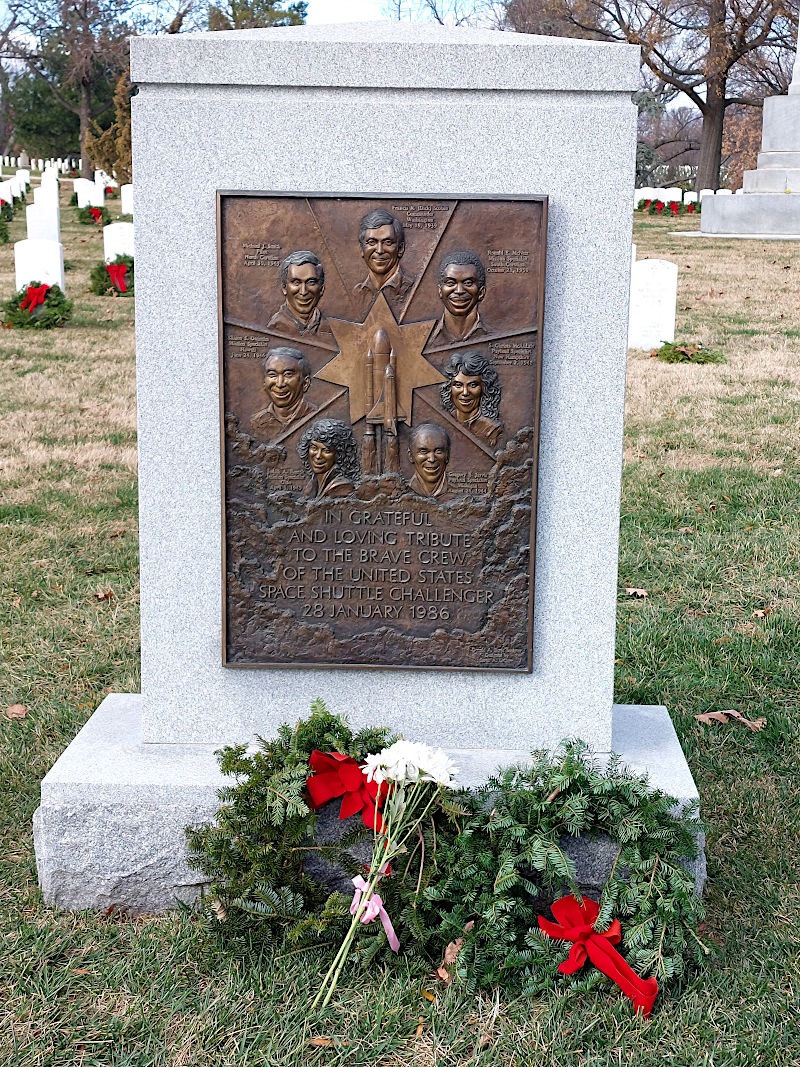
3 156 78 174
9 166 134 295
74 173 134 216
634 187 743 208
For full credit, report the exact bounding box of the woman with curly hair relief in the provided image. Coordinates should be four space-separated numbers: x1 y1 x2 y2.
297 419 360 499
440 351 504 447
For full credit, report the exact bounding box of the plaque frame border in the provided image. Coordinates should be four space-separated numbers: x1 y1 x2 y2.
217 190 548 673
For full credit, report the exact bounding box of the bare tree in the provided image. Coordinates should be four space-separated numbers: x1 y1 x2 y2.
0 5 23 155
11 0 131 176
504 0 798 189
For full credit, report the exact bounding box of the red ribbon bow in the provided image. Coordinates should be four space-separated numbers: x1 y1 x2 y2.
306 750 387 832
89 207 102 223
538 895 659 1017
107 263 128 292
19 284 49 312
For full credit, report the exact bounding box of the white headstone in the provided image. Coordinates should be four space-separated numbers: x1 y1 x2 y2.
74 178 104 209
716 188 732 195
103 221 135 262
120 184 133 215
684 191 698 204
652 189 668 203
34 182 61 229
628 259 678 349
14 238 66 293
10 156 16 166
26 203 59 243
664 186 683 202
699 188 715 199
735 188 744 194
16 169 30 185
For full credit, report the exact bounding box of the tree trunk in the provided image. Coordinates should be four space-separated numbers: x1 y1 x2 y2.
696 77 727 190
80 79 92 177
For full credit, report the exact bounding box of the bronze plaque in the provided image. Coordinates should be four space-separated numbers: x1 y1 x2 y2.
219 193 546 671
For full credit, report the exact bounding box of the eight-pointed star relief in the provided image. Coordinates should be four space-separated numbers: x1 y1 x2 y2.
314 292 444 425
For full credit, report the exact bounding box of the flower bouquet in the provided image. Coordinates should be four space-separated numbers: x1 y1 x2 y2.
310 739 458 1010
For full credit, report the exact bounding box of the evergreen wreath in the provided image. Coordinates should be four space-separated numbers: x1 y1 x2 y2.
188 704 706 998
0 217 8 244
0 200 13 222
78 205 112 226
89 253 134 296
2 282 73 329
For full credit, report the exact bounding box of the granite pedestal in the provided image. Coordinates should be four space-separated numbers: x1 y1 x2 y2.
33 21 703 910
34 694 704 912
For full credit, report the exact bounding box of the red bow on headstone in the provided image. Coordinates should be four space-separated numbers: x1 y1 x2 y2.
306 750 387 831
107 263 128 292
538 895 659 1017
19 284 49 312
89 207 102 223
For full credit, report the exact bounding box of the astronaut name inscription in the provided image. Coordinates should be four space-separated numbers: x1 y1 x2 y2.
219 193 547 671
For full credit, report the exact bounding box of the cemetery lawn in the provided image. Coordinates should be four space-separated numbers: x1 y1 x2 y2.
1 208 799 1065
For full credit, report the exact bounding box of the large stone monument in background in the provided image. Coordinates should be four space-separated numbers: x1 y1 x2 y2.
33 21 702 913
703 45 800 235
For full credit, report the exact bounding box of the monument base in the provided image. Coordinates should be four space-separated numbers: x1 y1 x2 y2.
701 193 800 235
33 694 705 914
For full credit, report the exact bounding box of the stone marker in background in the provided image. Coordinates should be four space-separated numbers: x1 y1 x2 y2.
103 221 134 262
120 184 134 215
26 203 59 243
628 258 678 349
14 238 66 293
663 186 683 202
32 20 702 913
702 35 800 235
684 192 698 204
74 178 104 209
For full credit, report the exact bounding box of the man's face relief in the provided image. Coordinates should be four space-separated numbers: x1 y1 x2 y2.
439 263 485 318
309 439 336 476
361 225 402 278
264 354 309 409
284 263 323 319
450 371 483 417
410 429 449 487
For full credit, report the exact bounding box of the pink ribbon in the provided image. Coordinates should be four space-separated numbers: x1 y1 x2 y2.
350 876 399 952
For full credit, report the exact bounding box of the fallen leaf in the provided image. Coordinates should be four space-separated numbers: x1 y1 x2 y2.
721 709 767 731
722 495 732 502
626 588 648 598
443 937 463 964
479 1033 493 1048
464 920 475 932
420 988 435 1002
713 637 730 644
770 469 783 477
414 1016 426 1037
678 527 694 533
436 966 450 982
5 704 26 719
211 898 227 922
70 968 91 976
751 608 772 619
108 528 126 539
307 1037 351 1047
709 504 717 511
695 709 766 731
94 589 114 601
695 711 733 726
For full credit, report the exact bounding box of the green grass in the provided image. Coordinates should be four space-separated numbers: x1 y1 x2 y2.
0 214 799 1064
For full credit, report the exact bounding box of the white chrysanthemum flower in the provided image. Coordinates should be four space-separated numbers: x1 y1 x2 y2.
363 740 458 788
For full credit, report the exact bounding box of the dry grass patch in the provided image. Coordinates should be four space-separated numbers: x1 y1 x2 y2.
628 218 800 473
